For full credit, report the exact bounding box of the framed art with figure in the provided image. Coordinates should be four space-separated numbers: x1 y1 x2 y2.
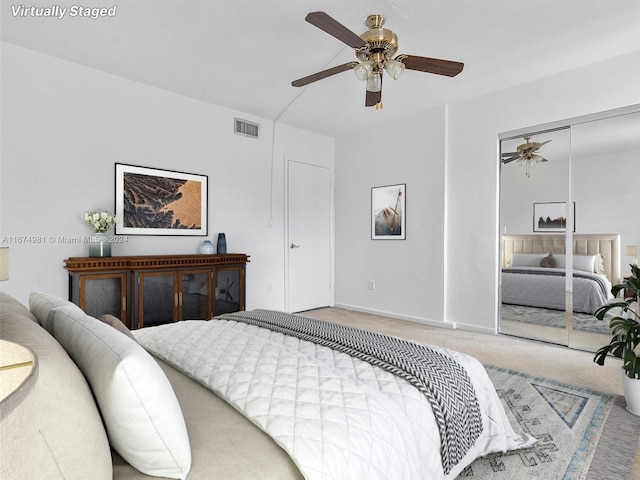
371 184 405 240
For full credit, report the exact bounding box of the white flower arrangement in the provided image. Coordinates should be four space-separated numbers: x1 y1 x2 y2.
83 210 117 234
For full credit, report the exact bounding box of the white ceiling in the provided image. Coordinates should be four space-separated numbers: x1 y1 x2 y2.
2 0 639 137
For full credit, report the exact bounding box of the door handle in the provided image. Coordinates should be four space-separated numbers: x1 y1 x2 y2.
289 243 300 249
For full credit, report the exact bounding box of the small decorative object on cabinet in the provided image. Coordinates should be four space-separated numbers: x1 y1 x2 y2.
64 253 249 329
216 233 227 254
200 240 214 254
88 234 111 258
82 209 117 257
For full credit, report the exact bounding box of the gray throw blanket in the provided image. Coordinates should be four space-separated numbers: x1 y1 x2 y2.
218 309 483 474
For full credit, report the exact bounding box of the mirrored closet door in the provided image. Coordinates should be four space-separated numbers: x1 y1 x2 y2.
498 106 640 351
499 128 571 346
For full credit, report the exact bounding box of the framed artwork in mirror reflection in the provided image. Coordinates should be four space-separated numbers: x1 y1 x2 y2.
533 202 575 232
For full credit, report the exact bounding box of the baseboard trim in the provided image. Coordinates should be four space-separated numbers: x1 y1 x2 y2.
451 320 497 336
333 303 498 336
333 302 455 330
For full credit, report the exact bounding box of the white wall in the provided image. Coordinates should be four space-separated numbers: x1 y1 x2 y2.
446 51 640 333
334 106 447 326
3 41 638 335
0 43 335 308
333 51 640 333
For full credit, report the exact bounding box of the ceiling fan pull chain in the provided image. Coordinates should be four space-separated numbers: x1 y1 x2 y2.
376 102 383 110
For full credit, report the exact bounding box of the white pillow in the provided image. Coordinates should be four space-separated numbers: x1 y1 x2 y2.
573 255 597 273
29 291 83 333
51 306 191 479
509 253 548 268
550 254 597 273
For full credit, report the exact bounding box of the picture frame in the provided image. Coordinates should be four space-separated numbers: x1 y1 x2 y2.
115 163 208 236
533 202 575 232
371 184 405 240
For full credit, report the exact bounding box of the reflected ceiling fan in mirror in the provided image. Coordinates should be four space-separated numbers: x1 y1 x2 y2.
501 136 552 178
291 11 464 109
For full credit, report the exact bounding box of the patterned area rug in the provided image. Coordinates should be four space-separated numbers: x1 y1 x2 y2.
500 304 609 334
457 366 639 479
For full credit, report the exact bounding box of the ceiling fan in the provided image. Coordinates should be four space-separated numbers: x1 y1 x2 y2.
501 136 552 177
291 11 464 109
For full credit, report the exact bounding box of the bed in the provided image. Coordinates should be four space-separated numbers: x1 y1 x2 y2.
1 292 535 480
500 234 620 315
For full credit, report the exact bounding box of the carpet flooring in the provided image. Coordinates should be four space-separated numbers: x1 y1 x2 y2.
299 307 640 480
500 304 609 334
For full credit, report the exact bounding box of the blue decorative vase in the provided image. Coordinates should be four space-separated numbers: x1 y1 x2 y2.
199 240 214 254
216 233 227 254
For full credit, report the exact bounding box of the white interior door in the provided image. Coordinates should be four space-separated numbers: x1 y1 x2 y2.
287 161 332 313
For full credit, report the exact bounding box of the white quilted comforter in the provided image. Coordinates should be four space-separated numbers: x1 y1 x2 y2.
134 315 534 480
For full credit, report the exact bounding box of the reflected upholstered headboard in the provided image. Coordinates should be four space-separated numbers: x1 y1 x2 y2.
501 234 621 284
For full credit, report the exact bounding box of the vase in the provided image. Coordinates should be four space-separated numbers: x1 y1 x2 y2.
216 233 227 254
88 233 111 258
200 240 214 254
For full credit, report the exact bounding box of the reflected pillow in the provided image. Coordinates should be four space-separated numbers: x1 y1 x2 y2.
509 253 548 268
540 254 557 268
551 254 598 273
595 253 606 275
573 255 597 273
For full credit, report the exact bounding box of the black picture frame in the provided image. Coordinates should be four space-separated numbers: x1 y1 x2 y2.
115 163 208 236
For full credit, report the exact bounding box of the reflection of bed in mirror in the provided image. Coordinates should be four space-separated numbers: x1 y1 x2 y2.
500 234 620 334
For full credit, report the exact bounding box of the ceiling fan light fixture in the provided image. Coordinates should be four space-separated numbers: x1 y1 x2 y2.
383 59 405 80
353 61 373 81
366 72 382 92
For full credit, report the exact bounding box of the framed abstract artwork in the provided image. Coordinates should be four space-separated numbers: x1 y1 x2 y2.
371 184 405 240
533 202 575 232
115 163 208 236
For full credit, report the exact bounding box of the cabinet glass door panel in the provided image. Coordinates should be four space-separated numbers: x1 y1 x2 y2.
80 273 127 321
215 267 243 315
139 272 177 328
180 270 211 320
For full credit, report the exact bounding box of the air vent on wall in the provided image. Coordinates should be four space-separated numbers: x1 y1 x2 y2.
234 118 260 139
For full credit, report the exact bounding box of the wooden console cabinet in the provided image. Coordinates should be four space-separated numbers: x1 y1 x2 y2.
64 254 249 329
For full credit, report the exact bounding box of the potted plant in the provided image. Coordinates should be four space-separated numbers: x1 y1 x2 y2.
593 264 640 415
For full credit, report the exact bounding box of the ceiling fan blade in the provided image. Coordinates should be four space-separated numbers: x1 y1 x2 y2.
291 62 358 87
501 151 518 157
305 11 367 49
538 140 552 147
398 55 464 77
502 158 520 165
502 155 521 164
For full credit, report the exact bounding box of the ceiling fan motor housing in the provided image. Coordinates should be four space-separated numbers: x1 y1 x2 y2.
357 15 399 69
